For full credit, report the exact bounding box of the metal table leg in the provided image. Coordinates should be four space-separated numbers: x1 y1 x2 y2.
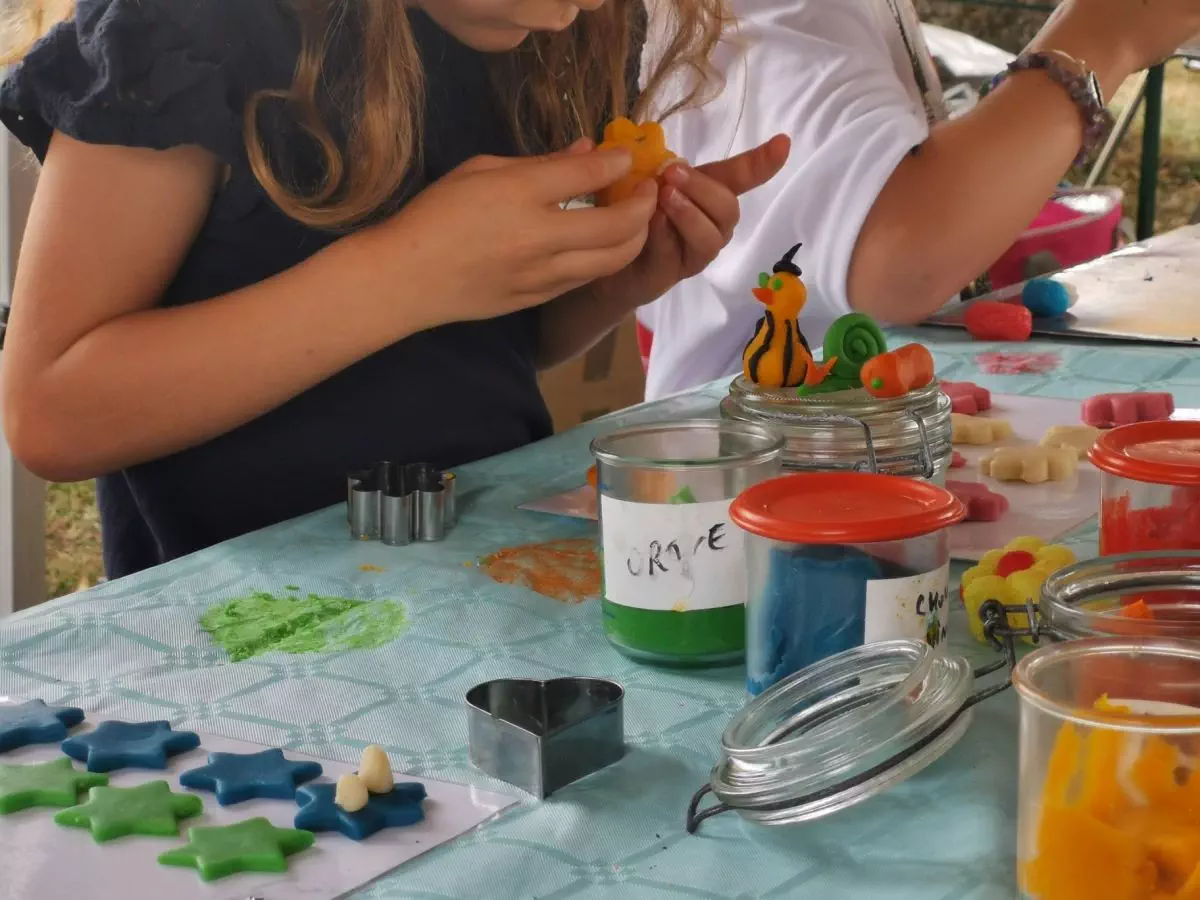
1137 63 1166 240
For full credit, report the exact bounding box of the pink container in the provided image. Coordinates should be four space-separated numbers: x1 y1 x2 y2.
988 187 1124 290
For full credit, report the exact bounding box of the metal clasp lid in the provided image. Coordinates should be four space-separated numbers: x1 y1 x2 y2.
347 461 457 546
685 637 1016 833
766 411 936 480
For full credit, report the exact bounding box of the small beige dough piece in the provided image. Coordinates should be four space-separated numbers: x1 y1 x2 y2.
359 745 394 795
1040 424 1102 459
980 445 1078 484
335 773 370 812
951 413 1014 445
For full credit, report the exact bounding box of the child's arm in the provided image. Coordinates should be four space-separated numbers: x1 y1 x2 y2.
851 2 1197 322
1 135 650 481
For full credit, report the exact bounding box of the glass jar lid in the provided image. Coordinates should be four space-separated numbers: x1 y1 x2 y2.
719 379 950 474
1040 550 1200 640
590 419 785 472
699 640 974 827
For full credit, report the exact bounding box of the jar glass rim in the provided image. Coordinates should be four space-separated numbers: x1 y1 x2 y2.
1012 636 1200 734
710 640 973 822
590 419 785 470
1039 550 1200 639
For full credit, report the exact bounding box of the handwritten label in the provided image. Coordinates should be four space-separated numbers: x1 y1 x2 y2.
863 563 951 650
599 495 745 612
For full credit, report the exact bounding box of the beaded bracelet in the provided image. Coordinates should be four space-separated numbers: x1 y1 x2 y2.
987 51 1115 167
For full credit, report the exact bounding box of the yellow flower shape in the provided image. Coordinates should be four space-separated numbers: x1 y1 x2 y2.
960 536 1076 644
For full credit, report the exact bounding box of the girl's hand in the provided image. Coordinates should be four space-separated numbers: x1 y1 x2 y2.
591 135 791 308
375 146 657 329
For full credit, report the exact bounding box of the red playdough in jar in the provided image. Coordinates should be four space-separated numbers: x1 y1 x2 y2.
1091 422 1200 605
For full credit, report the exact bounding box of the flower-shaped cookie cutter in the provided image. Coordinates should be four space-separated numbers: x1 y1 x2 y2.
347 462 457 545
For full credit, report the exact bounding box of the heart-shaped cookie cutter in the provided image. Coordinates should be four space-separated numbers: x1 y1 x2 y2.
347 461 457 545
466 678 625 798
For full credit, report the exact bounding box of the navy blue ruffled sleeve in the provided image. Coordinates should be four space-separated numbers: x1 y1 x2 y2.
0 0 261 164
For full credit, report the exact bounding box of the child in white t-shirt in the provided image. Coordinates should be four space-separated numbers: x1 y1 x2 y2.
639 0 1200 400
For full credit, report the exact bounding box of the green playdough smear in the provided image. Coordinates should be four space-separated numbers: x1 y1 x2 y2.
199 591 408 662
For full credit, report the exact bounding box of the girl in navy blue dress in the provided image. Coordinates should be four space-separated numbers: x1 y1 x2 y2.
0 0 788 577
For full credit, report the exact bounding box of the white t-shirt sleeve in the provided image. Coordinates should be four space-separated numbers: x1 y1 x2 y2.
637 0 931 400
737 2 931 318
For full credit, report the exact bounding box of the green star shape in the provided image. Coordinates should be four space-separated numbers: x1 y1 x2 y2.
158 817 315 881
0 758 109 814
55 780 203 842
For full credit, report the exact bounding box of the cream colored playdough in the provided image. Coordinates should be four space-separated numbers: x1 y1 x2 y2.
358 746 394 795
981 445 1078 484
951 413 1014 445
335 773 369 812
1040 424 1102 459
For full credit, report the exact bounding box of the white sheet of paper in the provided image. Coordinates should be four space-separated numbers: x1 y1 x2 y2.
947 397 1200 560
0 719 517 900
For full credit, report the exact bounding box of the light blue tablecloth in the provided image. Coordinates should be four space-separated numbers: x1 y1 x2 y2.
2 329 1198 899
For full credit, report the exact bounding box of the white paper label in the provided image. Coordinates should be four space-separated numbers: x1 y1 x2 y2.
599 495 744 612
863 563 951 651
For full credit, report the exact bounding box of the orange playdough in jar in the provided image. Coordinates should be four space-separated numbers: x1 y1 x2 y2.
1023 698 1200 899
594 118 678 206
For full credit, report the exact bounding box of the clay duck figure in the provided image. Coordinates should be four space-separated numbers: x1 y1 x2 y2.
742 244 838 389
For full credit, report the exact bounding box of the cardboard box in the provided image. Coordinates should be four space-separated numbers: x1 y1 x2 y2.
538 316 645 433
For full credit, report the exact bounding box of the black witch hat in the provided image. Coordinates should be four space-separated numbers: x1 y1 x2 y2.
772 243 803 277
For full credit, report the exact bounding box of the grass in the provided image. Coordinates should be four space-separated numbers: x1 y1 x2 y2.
45 480 102 597
40 8 1200 599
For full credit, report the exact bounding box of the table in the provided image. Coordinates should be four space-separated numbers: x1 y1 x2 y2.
1 330 1197 899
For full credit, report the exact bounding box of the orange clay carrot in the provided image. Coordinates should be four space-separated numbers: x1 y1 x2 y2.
862 344 936 399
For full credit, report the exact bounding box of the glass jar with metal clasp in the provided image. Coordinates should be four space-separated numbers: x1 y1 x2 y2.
719 378 952 485
685 550 1200 833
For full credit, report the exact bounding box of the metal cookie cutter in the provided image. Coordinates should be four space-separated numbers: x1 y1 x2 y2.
466 678 625 799
347 461 457 545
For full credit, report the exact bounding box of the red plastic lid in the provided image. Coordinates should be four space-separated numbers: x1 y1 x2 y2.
730 472 966 544
1089 421 1200 486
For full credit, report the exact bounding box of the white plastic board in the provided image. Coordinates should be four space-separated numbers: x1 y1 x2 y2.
0 718 517 900
947 396 1200 561
520 395 1200 563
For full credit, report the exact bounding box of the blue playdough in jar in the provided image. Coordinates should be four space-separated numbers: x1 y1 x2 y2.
746 545 913 695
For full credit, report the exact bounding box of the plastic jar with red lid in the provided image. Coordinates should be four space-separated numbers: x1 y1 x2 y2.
730 472 965 695
1089 420 1200 557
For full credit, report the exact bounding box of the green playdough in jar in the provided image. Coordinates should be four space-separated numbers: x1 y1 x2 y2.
601 601 744 666
599 487 745 667
591 418 785 668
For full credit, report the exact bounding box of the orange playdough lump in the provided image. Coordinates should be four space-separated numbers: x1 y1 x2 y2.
594 117 678 207
1022 700 1200 900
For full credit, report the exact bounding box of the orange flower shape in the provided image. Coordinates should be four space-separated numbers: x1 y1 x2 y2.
594 118 678 207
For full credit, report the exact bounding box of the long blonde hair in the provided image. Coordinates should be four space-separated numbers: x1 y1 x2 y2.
3 0 727 230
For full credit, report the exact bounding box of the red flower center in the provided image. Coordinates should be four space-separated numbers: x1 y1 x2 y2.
995 550 1037 578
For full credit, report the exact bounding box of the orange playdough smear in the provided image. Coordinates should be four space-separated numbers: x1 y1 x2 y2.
479 538 601 603
1023 698 1200 899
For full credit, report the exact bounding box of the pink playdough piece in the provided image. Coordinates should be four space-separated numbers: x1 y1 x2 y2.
941 381 993 415
946 480 1010 523
951 451 967 469
1080 392 1175 429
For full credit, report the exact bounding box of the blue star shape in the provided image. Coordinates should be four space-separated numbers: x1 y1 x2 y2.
0 700 85 753
294 781 426 840
179 749 323 806
61 720 201 773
